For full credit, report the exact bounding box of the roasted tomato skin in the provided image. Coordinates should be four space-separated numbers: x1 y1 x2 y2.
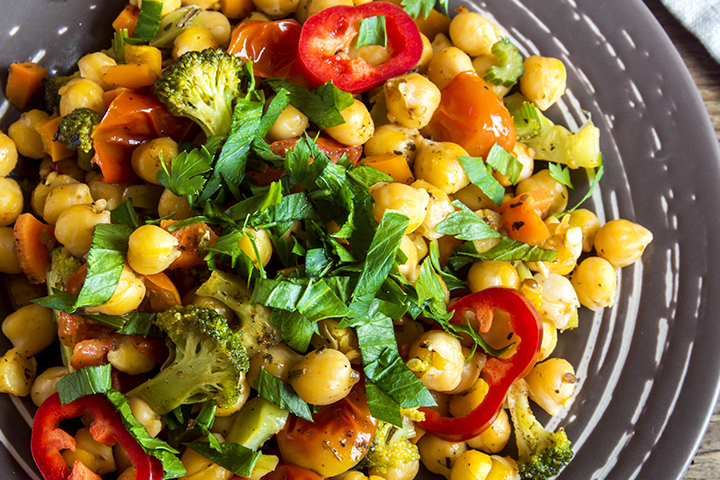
423 71 516 158
260 464 325 480
277 383 377 477
227 20 302 79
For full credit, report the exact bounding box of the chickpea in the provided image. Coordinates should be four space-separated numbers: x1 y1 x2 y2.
408 330 464 392
31 366 69 407
539 320 558 361
525 358 576 416
267 104 309 142
431 33 453 54
131 0 181 16
0 132 18 176
417 434 467 479
413 140 470 194
253 0 301 18
77 52 117 89
58 78 105 117
466 409 511 454
447 348 486 395
2 304 56 357
594 219 653 268
568 208 601 252
43 182 94 225
364 124 421 164
39 157 86 182
349 43 391 67
238 227 273 268
493 142 534 187
325 99 374 146
108 336 156 375
534 272 579 330
33 172 80 219
86 263 147 316
8 109 50 159
520 56 567 111
411 180 454 240
384 73 441 129
202 10 233 47
127 225 181 275
127 396 164 437
528 217 582 276
571 256 617 311
369 181 430 234
311 319 361 362
247 343 303 385
0 177 23 227
452 183 497 211
486 456 520 480
0 227 21 275
86 172 127 211
408 232 428 261
448 377 489 418
62 427 116 475
449 12 502 57
370 459 420 480
288 348 360 405
450 449 493 480
398 235 420 283
131 137 179 185
55 203 112 258
427 47 474 91
221 0 255 18
0 348 37 396
416 33 433 73
467 260 520 293
295 0 353 23
172 26 219 59
158 188 195 219
515 169 568 214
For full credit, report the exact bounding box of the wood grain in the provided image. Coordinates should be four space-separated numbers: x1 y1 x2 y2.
642 1 720 478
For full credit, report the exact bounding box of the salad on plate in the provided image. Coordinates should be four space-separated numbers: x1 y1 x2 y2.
0 0 654 479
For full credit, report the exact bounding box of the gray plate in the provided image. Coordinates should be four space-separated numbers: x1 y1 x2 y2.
1 1 719 479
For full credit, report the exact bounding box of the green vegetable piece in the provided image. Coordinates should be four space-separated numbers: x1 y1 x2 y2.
43 73 79 115
132 0 164 41
485 38 524 88
365 420 420 473
54 108 101 154
528 122 601 169
196 270 280 358
504 92 554 140
150 6 205 48
225 397 290 450
356 16 387 48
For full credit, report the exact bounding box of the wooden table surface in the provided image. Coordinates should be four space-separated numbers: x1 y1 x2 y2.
641 1 720 478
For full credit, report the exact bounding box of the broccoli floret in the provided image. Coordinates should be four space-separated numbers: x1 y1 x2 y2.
54 108 102 154
507 379 574 480
364 420 420 473
43 73 79 114
128 304 249 415
154 48 248 138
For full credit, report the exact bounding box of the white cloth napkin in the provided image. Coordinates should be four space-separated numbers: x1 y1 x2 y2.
660 0 720 63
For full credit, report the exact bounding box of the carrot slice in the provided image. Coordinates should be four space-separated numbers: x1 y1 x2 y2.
6 62 48 109
103 63 158 89
142 272 182 312
499 188 554 217
112 5 140 37
13 213 57 284
501 192 552 246
34 116 75 162
360 153 414 184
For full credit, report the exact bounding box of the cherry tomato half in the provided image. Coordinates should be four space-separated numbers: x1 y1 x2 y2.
228 20 302 79
277 383 377 477
424 71 516 158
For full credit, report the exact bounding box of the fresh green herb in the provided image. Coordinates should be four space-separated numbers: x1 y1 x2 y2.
157 146 214 199
264 79 354 129
356 16 387 48
74 224 132 310
346 165 394 189
549 162 574 189
269 309 317 353
150 6 204 48
485 38 524 88
486 143 523 185
401 0 448 19
56 364 112 405
458 155 505 205
436 201 503 241
111 198 139 229
184 441 261 477
453 236 558 263
113 29 130 63
254 368 313 421
32 288 77 312
559 164 604 215
131 0 163 42
106 389 187 478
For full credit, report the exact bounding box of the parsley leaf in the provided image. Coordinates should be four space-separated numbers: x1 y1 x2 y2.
111 198 139 229
132 0 163 42
184 442 261 477
356 16 387 48
453 237 558 263
56 364 112 405
458 155 505 205
401 0 447 19
254 368 313 421
264 79 354 129
561 164 604 215
549 162 574 189
436 201 503 241
157 146 213 198
485 143 523 185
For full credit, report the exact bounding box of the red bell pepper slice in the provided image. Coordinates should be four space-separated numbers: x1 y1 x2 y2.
419 287 543 441
92 91 191 183
297 2 423 94
227 20 302 80
31 392 164 480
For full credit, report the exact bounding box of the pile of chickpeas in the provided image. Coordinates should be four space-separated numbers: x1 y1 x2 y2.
0 0 655 479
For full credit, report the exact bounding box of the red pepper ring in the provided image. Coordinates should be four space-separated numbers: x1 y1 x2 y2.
418 287 543 442
31 393 164 480
297 2 423 94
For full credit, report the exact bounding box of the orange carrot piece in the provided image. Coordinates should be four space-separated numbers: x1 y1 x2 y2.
360 153 414 184
499 188 554 218
112 5 140 37
160 220 218 270
34 116 74 162
102 87 132 107
103 63 158 89
501 196 551 246
143 272 182 312
13 213 57 284
6 62 48 109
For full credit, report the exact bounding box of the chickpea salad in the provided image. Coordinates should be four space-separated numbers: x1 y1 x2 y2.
0 1 654 480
